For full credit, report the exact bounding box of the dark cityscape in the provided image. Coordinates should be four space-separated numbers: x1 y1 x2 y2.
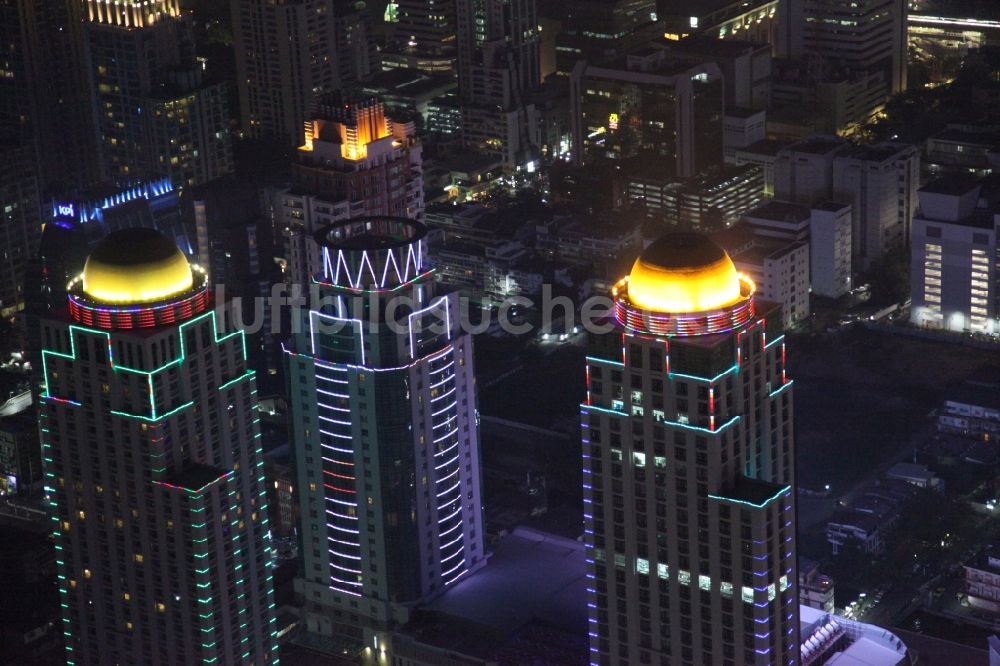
4 0 1000 664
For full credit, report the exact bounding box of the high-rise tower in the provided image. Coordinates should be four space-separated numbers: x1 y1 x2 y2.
286 216 484 648
39 228 279 664
582 233 798 665
274 97 424 289
233 0 375 147
455 0 541 167
84 0 232 187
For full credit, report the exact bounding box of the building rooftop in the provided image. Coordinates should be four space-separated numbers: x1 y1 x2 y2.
737 139 789 157
786 136 849 156
813 200 850 213
746 200 811 224
920 175 982 196
396 528 587 661
839 142 914 163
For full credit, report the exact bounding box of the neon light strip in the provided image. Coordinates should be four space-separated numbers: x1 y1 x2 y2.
708 486 790 509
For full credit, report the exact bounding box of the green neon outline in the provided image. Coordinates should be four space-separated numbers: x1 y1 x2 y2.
41 310 249 419
708 485 790 509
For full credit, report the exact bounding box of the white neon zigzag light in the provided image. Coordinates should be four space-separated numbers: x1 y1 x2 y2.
321 242 423 288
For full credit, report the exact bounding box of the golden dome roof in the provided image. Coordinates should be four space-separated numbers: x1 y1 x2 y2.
626 234 743 314
82 228 193 304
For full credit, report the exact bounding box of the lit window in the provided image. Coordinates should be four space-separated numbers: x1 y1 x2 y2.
742 585 754 603
636 558 649 574
699 575 711 591
721 581 733 598
657 563 669 580
678 570 691 586
83 569 92 579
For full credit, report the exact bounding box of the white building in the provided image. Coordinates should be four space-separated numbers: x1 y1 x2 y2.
799 605 910 666
832 143 920 268
775 138 919 269
774 136 851 205
724 108 766 164
743 199 853 299
40 228 278 664
910 176 1000 334
716 226 810 328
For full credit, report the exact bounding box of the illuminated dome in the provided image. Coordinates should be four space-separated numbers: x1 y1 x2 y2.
626 233 743 314
82 228 193 304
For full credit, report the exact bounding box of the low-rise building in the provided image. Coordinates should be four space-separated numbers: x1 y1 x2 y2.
938 386 1000 440
628 163 765 233
885 462 943 492
967 550 1000 613
799 605 910 666
926 125 1000 177
827 510 885 555
799 558 836 613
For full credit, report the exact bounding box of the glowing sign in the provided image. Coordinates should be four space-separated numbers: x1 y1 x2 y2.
56 204 75 218
608 113 619 130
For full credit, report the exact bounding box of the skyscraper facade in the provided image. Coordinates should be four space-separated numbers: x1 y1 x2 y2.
286 217 484 647
0 138 43 315
84 0 232 187
233 0 375 147
570 55 724 178
0 0 100 191
39 228 279 664
455 0 541 167
273 97 424 288
582 233 798 665
384 0 457 71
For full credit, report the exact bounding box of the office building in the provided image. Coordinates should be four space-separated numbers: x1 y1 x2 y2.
0 139 43 315
456 0 541 167
775 0 906 133
775 138 918 268
790 0 907 96
39 228 279 664
628 164 764 233
383 0 456 72
583 233 798 665
832 143 920 268
273 97 425 288
910 176 1000 334
84 0 232 187
539 0 659 75
233 0 374 147
658 0 780 46
773 136 852 205
286 217 485 649
572 54 724 178
0 0 99 190
571 51 724 177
